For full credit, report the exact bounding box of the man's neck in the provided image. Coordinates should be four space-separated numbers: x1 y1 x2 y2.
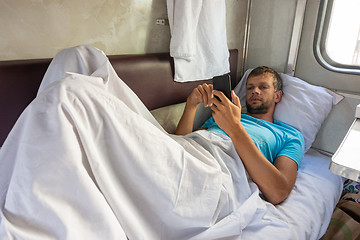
246 112 274 123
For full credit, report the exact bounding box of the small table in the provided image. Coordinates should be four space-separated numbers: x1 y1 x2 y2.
330 105 360 181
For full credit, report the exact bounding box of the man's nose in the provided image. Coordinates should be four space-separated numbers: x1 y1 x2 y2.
252 87 260 94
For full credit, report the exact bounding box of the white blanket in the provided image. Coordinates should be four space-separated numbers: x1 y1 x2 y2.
0 46 342 240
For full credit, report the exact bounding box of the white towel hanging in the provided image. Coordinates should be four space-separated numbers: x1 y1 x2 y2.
167 0 230 82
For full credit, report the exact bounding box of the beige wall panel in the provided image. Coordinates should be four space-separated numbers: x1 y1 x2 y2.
0 0 246 80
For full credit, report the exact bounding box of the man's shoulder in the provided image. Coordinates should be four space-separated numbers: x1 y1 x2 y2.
274 120 302 135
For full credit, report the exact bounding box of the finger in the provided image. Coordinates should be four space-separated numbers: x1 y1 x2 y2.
211 91 222 108
202 83 214 107
202 83 211 92
197 85 209 106
202 83 211 106
195 87 204 101
231 90 241 108
206 84 214 106
210 103 219 114
212 90 228 104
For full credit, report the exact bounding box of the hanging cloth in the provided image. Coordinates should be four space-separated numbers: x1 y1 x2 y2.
167 0 230 82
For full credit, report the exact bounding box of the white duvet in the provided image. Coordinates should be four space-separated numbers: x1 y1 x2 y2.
0 46 342 240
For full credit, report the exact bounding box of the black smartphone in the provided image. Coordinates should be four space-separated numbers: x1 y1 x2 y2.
212 74 232 101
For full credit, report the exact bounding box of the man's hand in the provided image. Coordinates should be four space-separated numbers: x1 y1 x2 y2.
176 83 214 135
187 83 214 108
211 90 242 136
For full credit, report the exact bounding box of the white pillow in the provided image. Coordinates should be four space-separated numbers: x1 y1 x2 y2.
233 69 343 152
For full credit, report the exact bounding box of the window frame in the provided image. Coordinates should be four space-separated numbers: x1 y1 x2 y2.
314 0 360 75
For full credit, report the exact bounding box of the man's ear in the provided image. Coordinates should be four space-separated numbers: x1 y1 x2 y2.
274 90 283 103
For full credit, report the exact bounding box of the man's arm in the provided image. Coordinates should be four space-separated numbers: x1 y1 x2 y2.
229 127 297 204
175 83 213 135
211 90 297 204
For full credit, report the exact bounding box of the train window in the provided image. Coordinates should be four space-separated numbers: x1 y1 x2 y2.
314 0 360 75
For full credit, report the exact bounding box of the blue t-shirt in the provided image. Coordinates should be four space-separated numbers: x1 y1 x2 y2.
201 114 305 167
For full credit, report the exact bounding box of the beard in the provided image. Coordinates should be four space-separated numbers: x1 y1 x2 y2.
246 100 272 114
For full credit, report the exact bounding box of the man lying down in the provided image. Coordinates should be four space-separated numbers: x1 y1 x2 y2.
0 45 304 240
176 66 304 205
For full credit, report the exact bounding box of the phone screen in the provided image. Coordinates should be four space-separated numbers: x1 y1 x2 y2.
212 74 232 101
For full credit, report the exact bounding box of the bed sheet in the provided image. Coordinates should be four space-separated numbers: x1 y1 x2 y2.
182 131 343 240
277 148 343 239
0 45 343 240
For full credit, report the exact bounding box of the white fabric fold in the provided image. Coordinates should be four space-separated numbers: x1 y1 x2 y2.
167 0 230 82
0 46 342 240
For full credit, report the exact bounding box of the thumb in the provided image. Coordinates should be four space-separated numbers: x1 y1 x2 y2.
231 90 241 107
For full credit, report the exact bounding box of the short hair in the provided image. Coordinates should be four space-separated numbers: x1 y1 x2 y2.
248 66 283 92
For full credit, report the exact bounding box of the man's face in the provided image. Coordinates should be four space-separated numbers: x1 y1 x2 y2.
245 73 280 114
